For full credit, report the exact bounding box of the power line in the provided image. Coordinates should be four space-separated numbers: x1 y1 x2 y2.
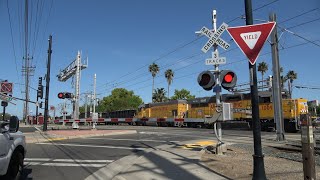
95 0 282 92
96 36 202 90
126 39 319 94
227 0 279 24
286 17 320 30
279 8 319 24
6 0 22 88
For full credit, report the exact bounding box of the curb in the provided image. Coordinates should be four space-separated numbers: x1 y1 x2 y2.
26 130 137 144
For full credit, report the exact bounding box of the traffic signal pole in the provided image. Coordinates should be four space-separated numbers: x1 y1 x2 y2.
244 0 267 179
43 35 52 131
2 105 5 121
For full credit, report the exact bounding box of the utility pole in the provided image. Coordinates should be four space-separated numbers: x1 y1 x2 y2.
35 94 39 119
93 74 96 116
24 0 29 124
43 35 52 131
74 52 81 120
84 94 88 119
270 13 285 141
244 0 267 179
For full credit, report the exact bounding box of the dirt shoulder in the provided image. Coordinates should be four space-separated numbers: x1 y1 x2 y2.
201 145 320 180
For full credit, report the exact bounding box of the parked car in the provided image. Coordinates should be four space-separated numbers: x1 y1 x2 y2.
0 116 26 179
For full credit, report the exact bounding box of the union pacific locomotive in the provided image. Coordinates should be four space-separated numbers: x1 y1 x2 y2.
134 91 308 132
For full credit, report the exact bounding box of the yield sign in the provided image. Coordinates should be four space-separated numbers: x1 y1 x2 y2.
227 22 276 65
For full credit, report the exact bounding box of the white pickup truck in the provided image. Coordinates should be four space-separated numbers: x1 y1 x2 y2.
0 116 26 180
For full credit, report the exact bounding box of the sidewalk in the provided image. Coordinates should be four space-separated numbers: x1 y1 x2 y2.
86 140 227 180
25 129 137 143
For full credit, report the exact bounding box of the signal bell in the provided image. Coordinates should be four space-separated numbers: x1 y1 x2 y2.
197 71 216 91
219 70 237 91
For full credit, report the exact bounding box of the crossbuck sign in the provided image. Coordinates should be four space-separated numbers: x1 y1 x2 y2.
200 22 230 53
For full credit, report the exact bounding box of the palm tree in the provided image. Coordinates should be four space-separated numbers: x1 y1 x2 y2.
279 67 287 90
149 63 159 102
258 62 268 91
152 88 167 103
164 69 174 100
286 70 297 98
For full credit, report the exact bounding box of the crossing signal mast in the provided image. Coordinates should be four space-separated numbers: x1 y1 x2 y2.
196 10 237 155
57 51 88 122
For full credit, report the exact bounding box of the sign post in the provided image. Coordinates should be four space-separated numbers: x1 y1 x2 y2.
224 0 271 179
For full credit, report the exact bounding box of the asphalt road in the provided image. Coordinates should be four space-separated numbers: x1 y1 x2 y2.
22 127 208 180
22 125 304 180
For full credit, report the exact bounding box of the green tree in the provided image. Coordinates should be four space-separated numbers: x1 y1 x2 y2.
149 63 159 102
258 62 268 91
286 70 297 98
279 67 287 90
152 88 167 103
164 69 174 100
171 89 196 100
97 88 143 112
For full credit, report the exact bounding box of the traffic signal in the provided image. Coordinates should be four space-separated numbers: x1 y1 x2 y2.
37 77 43 99
197 71 216 91
1 101 8 107
219 70 237 91
65 92 73 99
57 92 73 99
58 92 65 99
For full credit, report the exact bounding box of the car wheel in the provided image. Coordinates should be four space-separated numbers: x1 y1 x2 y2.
4 151 24 180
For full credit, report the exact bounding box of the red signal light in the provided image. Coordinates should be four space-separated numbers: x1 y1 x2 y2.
58 93 65 99
224 73 233 83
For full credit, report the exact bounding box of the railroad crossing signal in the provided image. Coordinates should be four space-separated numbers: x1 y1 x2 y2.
227 22 276 65
199 22 230 53
198 70 237 91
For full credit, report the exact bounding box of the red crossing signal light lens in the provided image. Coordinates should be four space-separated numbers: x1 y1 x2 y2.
224 74 233 83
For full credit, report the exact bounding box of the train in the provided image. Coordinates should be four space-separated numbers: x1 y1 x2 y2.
133 91 308 132
56 91 308 132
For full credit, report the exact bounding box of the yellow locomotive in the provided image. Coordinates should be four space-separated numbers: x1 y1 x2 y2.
135 92 308 132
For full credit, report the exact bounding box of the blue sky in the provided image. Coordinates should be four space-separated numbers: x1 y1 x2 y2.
0 0 320 118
